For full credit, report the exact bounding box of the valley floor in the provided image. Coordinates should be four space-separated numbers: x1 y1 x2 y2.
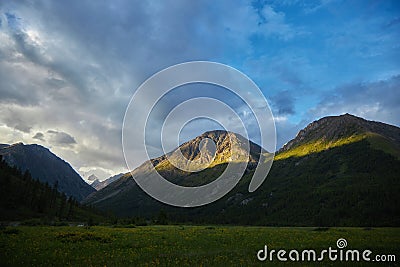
0 225 398 266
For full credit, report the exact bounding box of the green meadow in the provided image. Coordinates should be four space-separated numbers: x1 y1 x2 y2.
0 226 398 266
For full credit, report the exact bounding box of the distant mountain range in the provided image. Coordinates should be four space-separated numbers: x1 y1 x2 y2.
83 114 400 226
90 173 124 191
0 143 95 201
1 113 399 226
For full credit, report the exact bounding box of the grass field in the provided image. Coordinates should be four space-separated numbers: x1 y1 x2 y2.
0 226 398 266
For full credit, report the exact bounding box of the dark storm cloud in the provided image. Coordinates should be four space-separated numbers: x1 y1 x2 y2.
0 1 233 112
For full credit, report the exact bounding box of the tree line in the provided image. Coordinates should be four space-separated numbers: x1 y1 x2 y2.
0 155 94 221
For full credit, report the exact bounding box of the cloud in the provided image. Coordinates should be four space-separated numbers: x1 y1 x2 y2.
32 132 44 141
309 75 400 126
259 5 296 40
47 130 76 146
271 90 295 115
0 0 398 179
303 0 336 14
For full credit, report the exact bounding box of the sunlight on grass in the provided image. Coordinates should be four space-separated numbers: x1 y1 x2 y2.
274 133 394 160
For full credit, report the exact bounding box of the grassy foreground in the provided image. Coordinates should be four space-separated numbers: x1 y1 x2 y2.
0 226 398 266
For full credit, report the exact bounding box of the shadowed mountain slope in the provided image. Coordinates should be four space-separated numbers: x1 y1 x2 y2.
0 143 95 201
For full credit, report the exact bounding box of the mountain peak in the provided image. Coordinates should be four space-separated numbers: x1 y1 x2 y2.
123 129 268 187
156 130 264 169
279 113 400 155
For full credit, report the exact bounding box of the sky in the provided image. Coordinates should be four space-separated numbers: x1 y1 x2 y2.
0 0 399 180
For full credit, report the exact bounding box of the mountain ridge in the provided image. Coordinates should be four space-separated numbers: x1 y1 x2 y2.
84 113 400 226
0 143 95 201
83 130 267 205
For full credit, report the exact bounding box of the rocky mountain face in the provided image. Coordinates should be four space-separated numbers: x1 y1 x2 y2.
172 130 264 162
83 130 266 204
84 114 400 226
0 143 95 201
146 130 265 178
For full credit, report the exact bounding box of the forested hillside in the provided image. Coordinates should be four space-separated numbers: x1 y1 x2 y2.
0 155 104 223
